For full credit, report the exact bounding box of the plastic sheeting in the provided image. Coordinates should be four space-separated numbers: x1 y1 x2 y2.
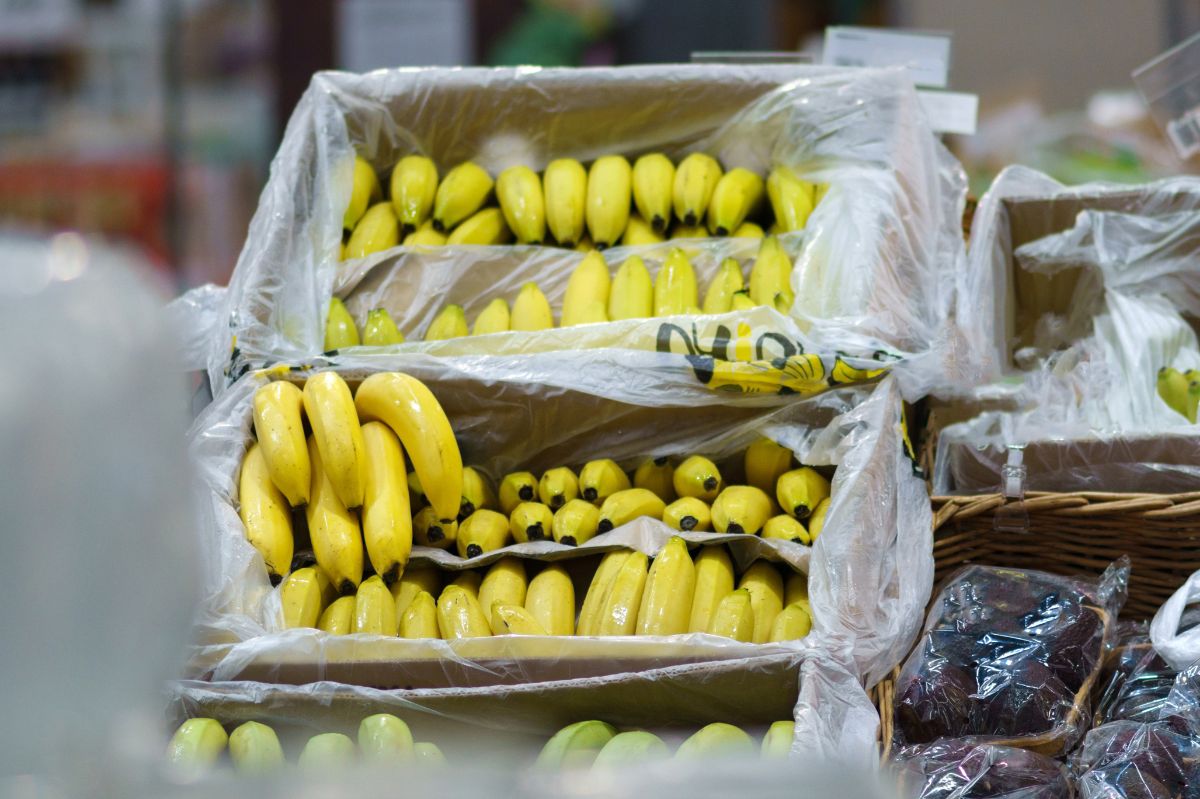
892 739 1071 799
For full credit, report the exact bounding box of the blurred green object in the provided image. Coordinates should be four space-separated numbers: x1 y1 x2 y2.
489 2 596 67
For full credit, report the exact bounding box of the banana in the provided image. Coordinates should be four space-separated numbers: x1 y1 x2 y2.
761 720 795 758
596 550 649 635
496 165 546 244
456 509 511 558
774 289 793 314
413 506 456 549
673 153 722 226
390 566 440 619
490 604 547 635
543 158 588 247
446 207 513 246
425 304 468 341
436 583 491 639
362 308 404 345
579 458 631 504
608 255 654 320
403 220 448 247
573 300 608 324
577 550 631 636
344 156 382 230
562 251 612 326
598 488 666 533
813 182 829 206
673 455 723 502
775 467 830 520
510 501 554 543
744 438 793 497
526 563 575 635
785 572 808 607
663 496 712 532
636 536 695 635
298 733 355 769
621 215 666 246
738 561 784 644
451 570 481 598
675 723 755 760
633 457 676 503
280 565 334 628
711 486 773 535
353 574 398 635
671 223 709 240
574 235 595 252
458 466 497 521
305 437 364 593
653 247 699 316
767 166 816 232
432 161 493 231
769 602 812 641
1187 370 1200 424
592 731 669 768
229 721 284 774
707 588 755 641
390 155 438 232
347 202 400 259
399 590 439 638
632 153 675 232
238 443 295 581
730 290 755 311
807 497 829 541
303 371 366 508
499 471 538 514
355 372 463 524
689 545 735 633
733 221 765 238
324 297 360 350
318 594 355 634
585 155 632 249
358 713 414 762
536 720 617 769
413 742 446 765
359 422 412 583
552 498 601 546
1159 367 1191 418
749 236 793 307
472 298 511 335
166 718 228 778
829 357 888 385
511 282 555 331
707 168 764 235
538 466 580 511
479 556 527 615
762 515 810 545
702 258 745 314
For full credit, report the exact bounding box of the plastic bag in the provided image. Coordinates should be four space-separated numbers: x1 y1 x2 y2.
892 559 1129 756
1151 570 1200 672
893 739 1071 799
1073 720 1200 799
1096 625 1180 726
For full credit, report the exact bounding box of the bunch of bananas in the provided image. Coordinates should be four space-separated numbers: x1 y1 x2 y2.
537 719 797 767
340 152 826 259
1157 366 1200 423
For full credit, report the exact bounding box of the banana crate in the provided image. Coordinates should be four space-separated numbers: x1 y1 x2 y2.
186 356 931 697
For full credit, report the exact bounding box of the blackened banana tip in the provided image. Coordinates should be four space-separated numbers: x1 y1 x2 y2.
432 219 446 232
550 495 564 510
653 456 669 466
466 544 483 558
703 477 718 491
794 505 810 519
560 536 577 546
727 523 745 535
338 580 355 596
715 227 728 236
428 528 445 543
583 488 598 501
528 524 545 541
518 486 534 501
382 563 401 584
268 573 283 587
598 520 613 533
681 516 697 531
651 216 666 232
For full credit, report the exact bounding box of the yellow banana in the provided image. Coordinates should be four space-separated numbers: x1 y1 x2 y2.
707 588 755 641
672 455 723 502
785 572 808 607
498 471 538 514
403 220 447 247
543 158 588 247
490 604 547 635
579 458 631 504
1158 367 1191 418
390 155 438 232
496 165 546 244
358 713 414 762
354 372 464 524
360 421 412 583
636 536 695 635
593 731 669 768
305 437 364 593
738 561 784 644
303 371 366 509
768 602 812 642
749 236 793 307
413 742 447 765
608 255 654 320
390 564 440 617
733 221 764 238
774 289 793 314
730 289 755 311
578 550 631 636
671 224 709 240
702 258 745 314
813 182 829 207
280 565 335 628
596 550 649 635
451 570 481 598
478 556 527 614
446 207 512 246
744 438 793 497
707 168 764 236
344 156 381 230
633 457 676 503
229 721 284 774
472 298 510 336
775 467 830 520
675 723 755 760
562 251 612 326
526 564 575 635
511 282 555 331
762 515 810 545
688 545 734 633
662 496 711 532
456 509 511 558
408 468 426 500
353 574 398 635
653 247 698 316
458 465 497 521
436 584 491 639
432 161 493 231
574 235 595 251
767 166 816 232
829 357 888 386
362 308 404 345
347 201 400 259
552 498 601 546
597 487 667 534
298 733 355 769
238 443 294 581
711 485 773 535
399 589 439 638
622 215 666 246
808 497 830 541
538 466 580 511
166 718 228 778
413 506 456 549
586 155 632 249
509 501 553 543
536 721 617 769
318 594 355 634
761 720 795 758
673 153 722 226
632 153 675 232
324 297 360 350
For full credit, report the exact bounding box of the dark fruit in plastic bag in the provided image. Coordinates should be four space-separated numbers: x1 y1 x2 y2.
895 740 1071 799
895 664 976 742
977 659 1073 738
1044 604 1102 689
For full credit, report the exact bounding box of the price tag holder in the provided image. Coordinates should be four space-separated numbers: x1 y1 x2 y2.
823 27 951 89
1133 30 1200 160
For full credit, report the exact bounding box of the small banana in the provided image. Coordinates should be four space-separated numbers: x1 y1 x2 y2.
432 161 493 231
579 458 631 504
673 153 722 226
707 168 764 235
749 236 793 307
456 509 511 558
478 556 527 615
362 308 404 345
744 438 793 497
324 297 360 350
702 258 745 314
738 561 784 644
413 742 446 765
774 289 793 314
762 515 810 545
511 282 555 331
358 713 414 762
688 546 734 633
446 207 513 246
543 158 588 247
496 165 546 244
632 153 675 231
303 371 366 509
733 221 765 238
675 723 755 760
585 155 632 249
662 496 711 532
490 604 547 635
574 235 595 252
538 466 580 511
808 497 830 541
346 202 400 259
280 565 335 629
775 467 831 520
1158 367 1191 419
229 721 284 774
622 215 666 246
298 733 355 769
536 720 617 769
670 224 709 240
472 298 510 336
706 588 755 641
238 442 295 581
552 498 601 546
768 602 812 642
562 251 612 326
510 501 554 543
633 457 676 503
653 247 699 316
318 594 355 634
577 550 631 636
451 570 481 598
636 536 696 635
390 155 438 232
353 574 398 635
525 563 575 635
436 583 491 638
498 471 538 514
597 488 666 533
711 485 772 535
785 572 808 607
672 455 723 502
305 436 364 593
608 255 654 320
399 589 439 638
730 290 755 311
344 156 382 230
596 550 649 635
390 564 441 617
403 220 448 247
761 720 795 758
166 718 228 778
592 731 669 769
360 421 412 583
459 466 498 520
413 506 456 549
767 166 816 232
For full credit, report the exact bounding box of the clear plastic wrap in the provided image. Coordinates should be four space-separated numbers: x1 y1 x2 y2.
1074 720 1200 799
892 559 1129 756
893 739 1071 799
1096 625 1180 726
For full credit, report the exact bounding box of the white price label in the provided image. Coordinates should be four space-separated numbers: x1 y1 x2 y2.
917 90 978 136
823 27 951 89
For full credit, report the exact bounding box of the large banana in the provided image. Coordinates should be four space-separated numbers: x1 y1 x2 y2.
511 282 555 331
496 165 546 244
305 437 364 593
425 304 468 340
538 466 580 511
707 168 764 235
355 372 463 524
472 298 511 336
775 467 831 520
403 221 447 247
526 563 575 635
608 255 654 320
785 572 808 607
768 602 812 642
702 258 745 314
280 565 335 628
738 561 784 644
432 161 493 231
562 251 612 326
808 497 830 541
399 589 439 638
360 421 412 582
479 556 527 615
585 155 632 248
324 297 360 351
688 545 734 633
593 731 669 768
633 457 676 503
510 500 554 543
653 247 698 316
597 488 666 533
499 471 538 514
733 221 764 238
353 574 398 635
762 515 810 545
675 723 755 760
298 733 355 769
622 215 666 246
632 153 675 232
490 604 547 635
577 550 631 635
543 158 588 247
663 496 711 532
749 236 793 307
446 207 512 246
347 202 400 259
730 290 755 311
744 438 793 497
552 498 601 546
359 713 414 762
673 455 723 502
636 536 695 635
390 564 441 617
761 720 795 758
390 155 438 232
711 485 772 535
452 570 482 598
767 166 816 232
344 156 381 230
670 223 709 240
456 509 510 558
1158 366 1191 418
707 588 755 641
536 721 617 769
362 308 404 345
579 458 631 504
413 742 446 765
459 466 497 520
229 721 284 774
596 550 649 635
303 371 366 509
673 153 722 226
166 718 228 778
318 594 355 634
238 442 294 581
436 584 491 639
413 506 456 549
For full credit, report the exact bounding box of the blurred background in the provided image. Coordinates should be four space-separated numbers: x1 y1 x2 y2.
0 0 1196 293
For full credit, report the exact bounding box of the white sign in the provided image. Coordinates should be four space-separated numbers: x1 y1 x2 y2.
917 90 978 136
338 0 471 72
823 27 951 89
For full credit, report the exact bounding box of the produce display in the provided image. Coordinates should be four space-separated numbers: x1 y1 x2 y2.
1156 366 1200 423
893 739 1072 799
1074 720 1200 799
